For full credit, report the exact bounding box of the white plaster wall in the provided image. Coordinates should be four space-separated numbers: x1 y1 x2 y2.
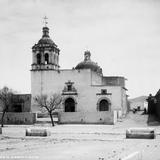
31 69 123 114
91 71 102 85
58 111 115 124
31 69 91 96
79 85 122 112
121 88 128 115
31 69 91 112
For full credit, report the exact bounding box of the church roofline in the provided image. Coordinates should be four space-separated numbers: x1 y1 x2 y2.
30 68 100 72
102 76 126 79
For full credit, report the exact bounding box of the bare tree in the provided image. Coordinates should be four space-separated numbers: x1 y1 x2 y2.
0 86 14 127
34 93 62 126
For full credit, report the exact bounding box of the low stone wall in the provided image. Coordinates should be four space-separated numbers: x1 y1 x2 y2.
0 112 36 124
58 111 116 124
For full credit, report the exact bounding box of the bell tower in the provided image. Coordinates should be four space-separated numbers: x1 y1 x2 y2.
31 18 60 71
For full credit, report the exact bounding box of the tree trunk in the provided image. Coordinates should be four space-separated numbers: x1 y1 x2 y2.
49 112 54 126
1 111 6 127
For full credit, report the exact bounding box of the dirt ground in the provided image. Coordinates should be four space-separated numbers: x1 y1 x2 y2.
0 112 160 160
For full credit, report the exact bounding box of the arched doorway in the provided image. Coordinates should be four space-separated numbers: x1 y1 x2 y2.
99 99 109 111
65 98 75 112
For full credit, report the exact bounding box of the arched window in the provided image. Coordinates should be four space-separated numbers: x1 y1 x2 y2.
37 54 41 64
54 54 57 64
99 99 109 111
45 53 49 64
65 98 75 112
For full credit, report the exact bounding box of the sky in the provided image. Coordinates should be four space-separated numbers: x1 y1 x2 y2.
0 0 160 98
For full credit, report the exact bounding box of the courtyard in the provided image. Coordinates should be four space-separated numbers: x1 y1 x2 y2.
0 112 160 160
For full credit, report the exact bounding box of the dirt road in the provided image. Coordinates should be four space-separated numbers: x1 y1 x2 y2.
0 112 160 160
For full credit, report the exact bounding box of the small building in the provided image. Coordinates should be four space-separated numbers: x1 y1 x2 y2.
31 25 129 124
8 94 31 112
129 96 148 111
147 90 160 120
0 94 31 112
0 94 36 124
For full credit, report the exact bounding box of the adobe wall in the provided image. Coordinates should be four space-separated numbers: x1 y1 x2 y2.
58 111 117 124
0 94 31 112
10 94 31 112
0 112 36 124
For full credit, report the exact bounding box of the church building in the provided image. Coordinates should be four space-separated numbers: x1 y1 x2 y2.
31 24 128 124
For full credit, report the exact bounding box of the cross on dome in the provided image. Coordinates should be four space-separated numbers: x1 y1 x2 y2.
43 16 48 27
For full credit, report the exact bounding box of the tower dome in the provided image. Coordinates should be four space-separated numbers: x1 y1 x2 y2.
38 27 55 45
31 22 60 71
75 51 102 75
33 26 57 49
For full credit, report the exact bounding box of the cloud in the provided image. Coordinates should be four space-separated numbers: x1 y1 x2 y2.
0 0 160 97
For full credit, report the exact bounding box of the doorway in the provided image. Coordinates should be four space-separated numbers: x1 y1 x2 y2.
65 98 75 112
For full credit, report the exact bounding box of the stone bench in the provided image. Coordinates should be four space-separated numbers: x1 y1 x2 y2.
119 152 141 160
26 128 50 137
0 127 2 134
126 128 155 139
